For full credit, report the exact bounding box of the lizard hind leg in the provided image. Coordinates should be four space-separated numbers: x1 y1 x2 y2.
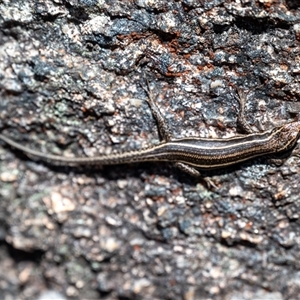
175 162 217 188
141 81 173 142
175 162 201 177
234 88 254 134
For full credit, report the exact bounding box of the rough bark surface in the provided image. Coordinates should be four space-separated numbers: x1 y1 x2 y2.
0 0 300 299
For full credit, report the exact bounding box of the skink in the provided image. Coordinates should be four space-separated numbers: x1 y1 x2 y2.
0 87 299 177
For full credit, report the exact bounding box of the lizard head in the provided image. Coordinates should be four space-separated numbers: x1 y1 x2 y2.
274 121 300 152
